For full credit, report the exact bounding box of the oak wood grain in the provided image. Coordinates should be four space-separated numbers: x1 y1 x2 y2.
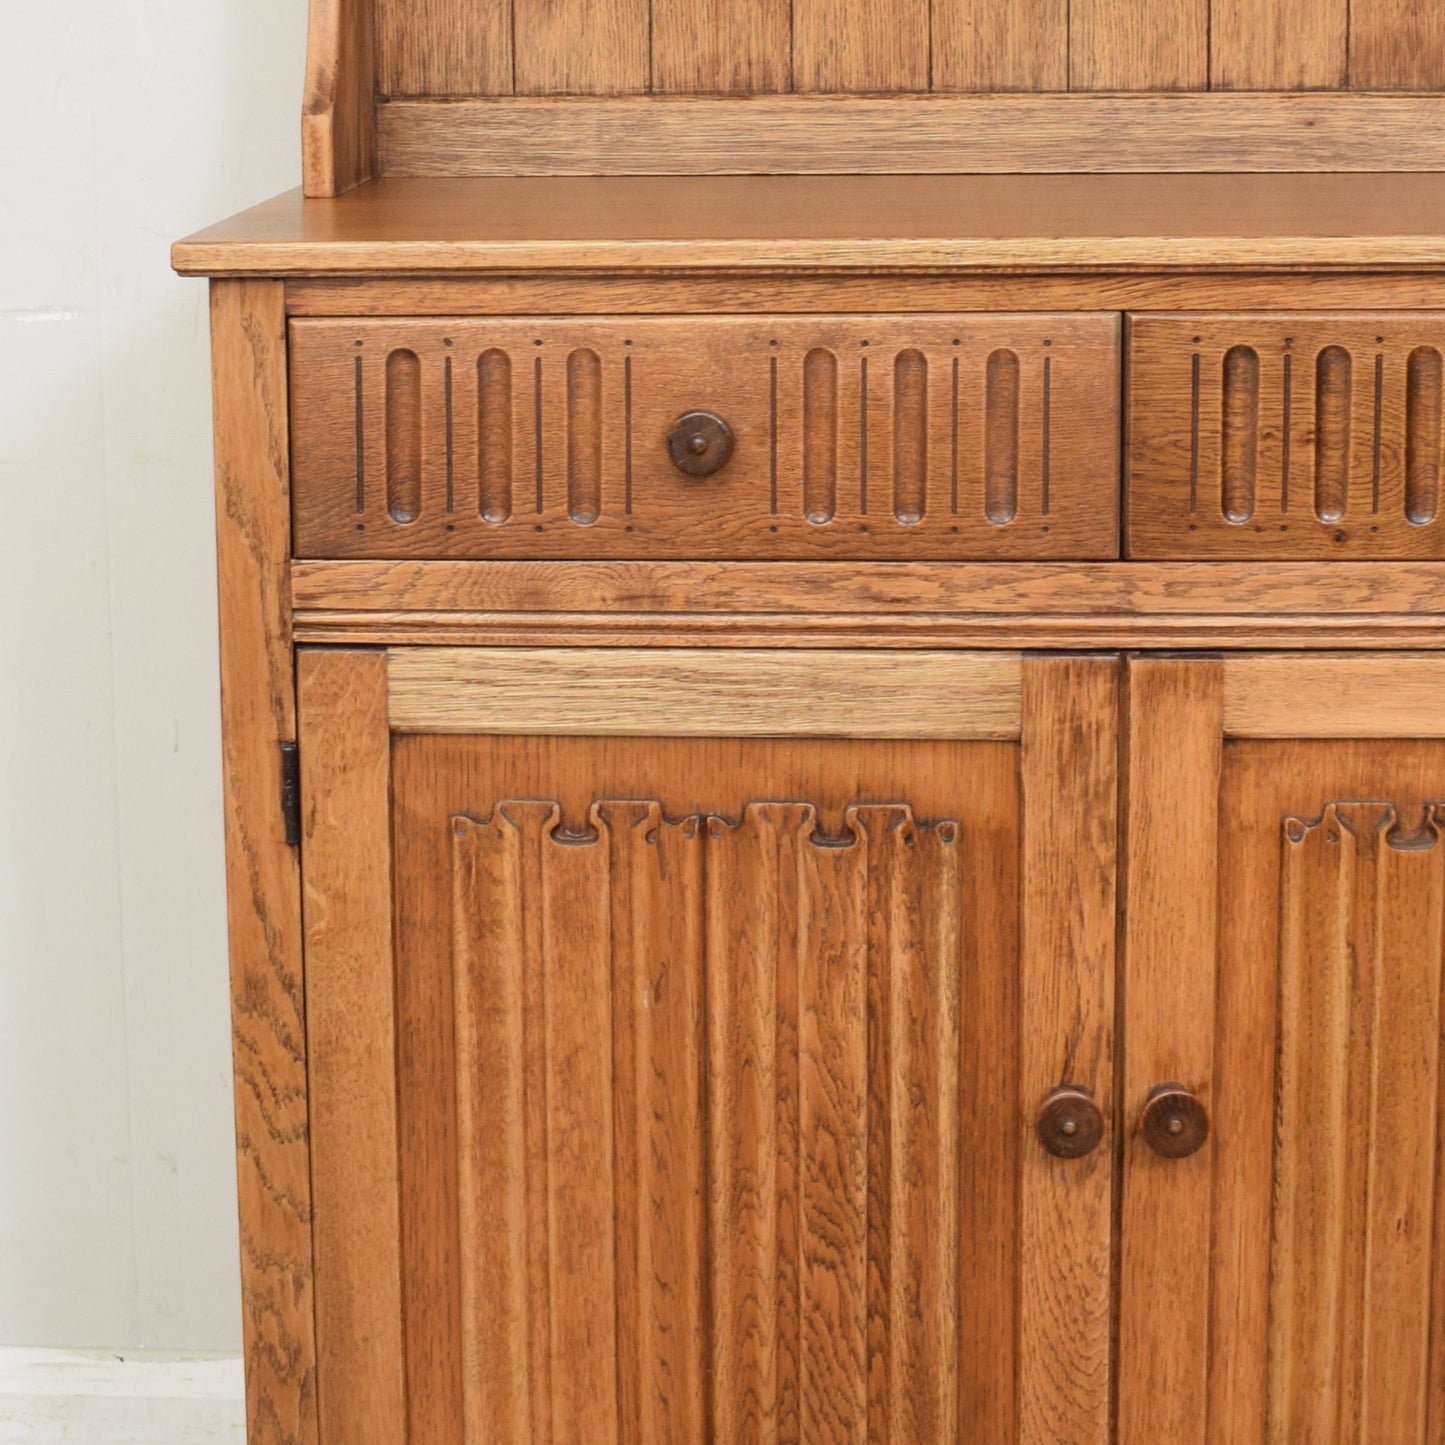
302 0 375 196
1069 0 1208 89
1018 656 1118 1444
932 0 1068 91
1116 658 1223 1445
1211 0 1348 89
1351 0 1445 88
386 647 1023 737
792 0 930 92
294 650 405 1445
209 280 317 1445
652 0 791 92
1224 654 1445 737
376 0 511 98
514 0 649 95
288 312 1121 563
369 94 1445 178
173 172 1445 277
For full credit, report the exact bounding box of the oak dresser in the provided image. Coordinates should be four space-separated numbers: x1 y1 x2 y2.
176 2 1445 1440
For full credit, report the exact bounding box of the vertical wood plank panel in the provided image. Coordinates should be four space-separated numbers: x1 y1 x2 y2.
514 0 651 95
1117 658 1223 1445
1069 0 1207 90
932 0 1069 91
1358 811 1443 1442
797 826 869 1444
297 650 406 1445
209 281 318 1445
652 0 792 93
540 815 621 1442
865 806 963 1442
453 808 534 1442
1351 0 1445 90
1018 656 1118 1445
376 0 513 97
1211 0 1347 89
708 805 790 1442
605 806 707 1445
793 0 931 93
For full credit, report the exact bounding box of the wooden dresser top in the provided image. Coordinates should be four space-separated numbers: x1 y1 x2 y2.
174 173 1445 276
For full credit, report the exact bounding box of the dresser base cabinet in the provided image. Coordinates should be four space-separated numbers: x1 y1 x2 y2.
295 648 1119 1444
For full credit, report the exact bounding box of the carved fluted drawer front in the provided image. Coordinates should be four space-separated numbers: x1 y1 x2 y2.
1128 313 1445 559
289 314 1121 559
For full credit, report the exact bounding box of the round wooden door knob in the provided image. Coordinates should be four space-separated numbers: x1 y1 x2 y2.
667 411 736 477
1140 1084 1210 1159
1036 1086 1105 1160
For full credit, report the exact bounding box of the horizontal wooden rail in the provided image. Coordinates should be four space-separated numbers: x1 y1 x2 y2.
379 93 1445 176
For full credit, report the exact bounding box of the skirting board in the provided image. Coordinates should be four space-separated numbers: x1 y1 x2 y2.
0 1349 243 1444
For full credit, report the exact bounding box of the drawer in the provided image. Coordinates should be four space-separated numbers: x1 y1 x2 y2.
1127 313 1445 559
290 314 1121 560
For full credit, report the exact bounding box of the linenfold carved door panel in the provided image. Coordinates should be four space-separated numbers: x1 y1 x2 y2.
296 648 1120 1445
1119 655 1445 1445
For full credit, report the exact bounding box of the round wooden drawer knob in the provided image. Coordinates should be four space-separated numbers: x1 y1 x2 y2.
1036 1086 1105 1160
667 411 736 477
1140 1084 1210 1159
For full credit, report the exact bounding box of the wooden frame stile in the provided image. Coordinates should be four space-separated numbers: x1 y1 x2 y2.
209 280 318 1445
1019 655 1120 1443
295 651 407 1445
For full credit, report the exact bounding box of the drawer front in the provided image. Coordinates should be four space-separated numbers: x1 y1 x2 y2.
1128 313 1445 559
290 314 1121 560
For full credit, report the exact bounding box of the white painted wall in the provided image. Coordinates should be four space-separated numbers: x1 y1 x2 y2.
0 0 307 1350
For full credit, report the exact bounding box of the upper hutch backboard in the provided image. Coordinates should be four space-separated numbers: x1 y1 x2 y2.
304 0 1445 195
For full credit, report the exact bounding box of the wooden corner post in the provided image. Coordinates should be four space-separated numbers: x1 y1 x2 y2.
210 279 319 1445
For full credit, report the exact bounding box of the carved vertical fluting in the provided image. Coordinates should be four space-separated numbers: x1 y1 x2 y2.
566 348 602 524
1269 804 1445 1442
985 349 1020 525
477 348 513 523
803 347 838 524
1221 345 1260 522
1313 346 1353 523
385 348 422 523
1407 346 1443 525
893 350 927 524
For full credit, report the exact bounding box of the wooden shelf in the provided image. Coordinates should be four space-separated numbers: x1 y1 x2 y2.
174 173 1445 276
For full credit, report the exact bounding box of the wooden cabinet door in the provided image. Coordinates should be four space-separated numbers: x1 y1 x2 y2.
1119 653 1445 1444
295 646 1119 1445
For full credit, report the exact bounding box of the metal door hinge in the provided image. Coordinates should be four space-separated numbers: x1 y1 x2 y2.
280 741 301 848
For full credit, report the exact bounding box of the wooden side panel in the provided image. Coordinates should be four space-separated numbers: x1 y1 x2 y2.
1117 658 1223 1445
296 652 406 1445
932 0 1069 91
1128 313 1445 560
514 0 650 95
792 0 931 92
209 281 317 1445
1069 0 1208 90
652 0 791 92
290 314 1122 563
303 0 376 196
1351 0 1445 89
1211 0 1348 89
377 0 512 98
1017 656 1118 1445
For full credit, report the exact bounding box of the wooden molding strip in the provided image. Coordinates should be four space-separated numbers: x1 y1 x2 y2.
379 94 1445 177
292 560 1445 619
1224 654 1445 736
386 647 1023 738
